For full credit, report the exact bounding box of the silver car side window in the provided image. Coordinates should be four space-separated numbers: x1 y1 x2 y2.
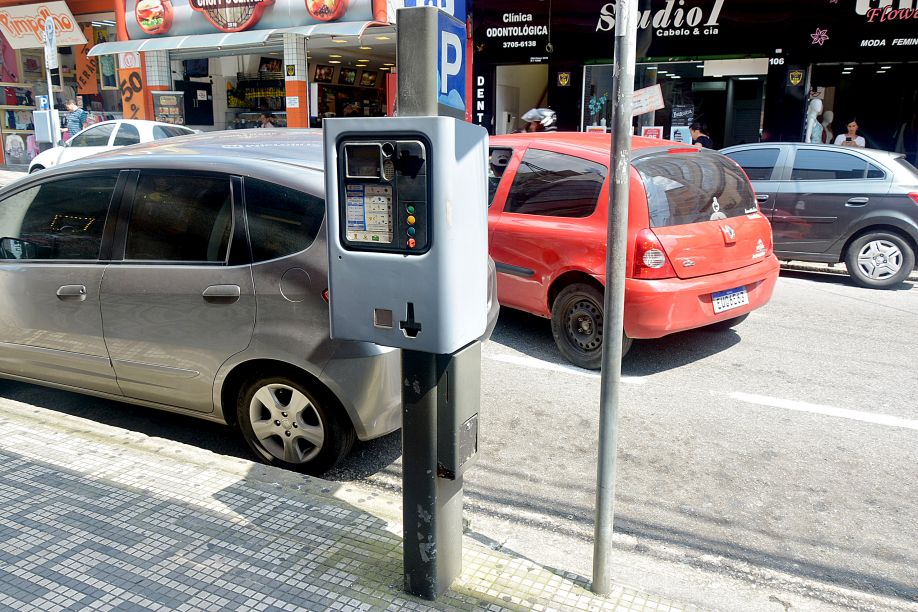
244 178 324 263
790 150 868 181
125 174 232 263
0 174 116 260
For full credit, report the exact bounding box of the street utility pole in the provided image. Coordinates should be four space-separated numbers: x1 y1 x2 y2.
592 0 638 596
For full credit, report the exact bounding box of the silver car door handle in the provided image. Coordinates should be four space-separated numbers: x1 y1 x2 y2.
56 284 87 301
756 194 770 202
846 197 869 206
202 284 241 304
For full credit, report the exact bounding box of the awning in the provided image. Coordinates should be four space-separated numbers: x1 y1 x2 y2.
88 21 394 59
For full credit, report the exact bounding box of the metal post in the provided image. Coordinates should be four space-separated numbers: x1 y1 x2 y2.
592 0 638 596
400 349 467 599
396 6 474 600
396 7 439 117
46 69 57 145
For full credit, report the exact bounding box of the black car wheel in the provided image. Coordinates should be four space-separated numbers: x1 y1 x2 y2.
845 232 915 289
237 375 354 475
551 283 632 370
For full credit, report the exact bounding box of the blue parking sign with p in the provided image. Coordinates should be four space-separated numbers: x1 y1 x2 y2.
437 11 466 115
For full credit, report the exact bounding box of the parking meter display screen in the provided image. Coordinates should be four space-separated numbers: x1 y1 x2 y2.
345 184 393 244
345 144 382 178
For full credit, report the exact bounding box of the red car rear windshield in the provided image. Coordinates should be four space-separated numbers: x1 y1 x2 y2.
634 153 757 228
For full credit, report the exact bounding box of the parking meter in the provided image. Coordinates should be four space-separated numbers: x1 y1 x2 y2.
324 115 489 599
324 116 489 355
32 110 55 144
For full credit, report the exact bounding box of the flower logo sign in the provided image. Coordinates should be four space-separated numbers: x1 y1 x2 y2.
810 27 830 46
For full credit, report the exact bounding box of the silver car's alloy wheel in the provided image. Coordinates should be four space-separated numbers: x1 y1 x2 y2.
855 239 903 280
248 383 325 464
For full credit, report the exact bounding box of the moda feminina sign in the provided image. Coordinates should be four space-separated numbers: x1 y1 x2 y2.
123 0 382 38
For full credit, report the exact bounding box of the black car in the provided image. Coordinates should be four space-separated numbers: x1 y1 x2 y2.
722 143 918 288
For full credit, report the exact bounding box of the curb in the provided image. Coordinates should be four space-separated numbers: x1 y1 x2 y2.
780 261 918 282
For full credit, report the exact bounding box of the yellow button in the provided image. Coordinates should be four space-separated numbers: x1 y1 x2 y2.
407 215 416 225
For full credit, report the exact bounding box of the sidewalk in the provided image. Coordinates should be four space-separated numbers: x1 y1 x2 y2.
0 397 695 612
0 169 26 186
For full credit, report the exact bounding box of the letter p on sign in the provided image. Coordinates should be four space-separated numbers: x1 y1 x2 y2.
440 31 461 94
437 11 466 113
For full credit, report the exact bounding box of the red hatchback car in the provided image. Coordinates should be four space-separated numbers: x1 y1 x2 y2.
488 133 781 369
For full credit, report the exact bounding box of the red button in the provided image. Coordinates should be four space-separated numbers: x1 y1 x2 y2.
407 238 417 248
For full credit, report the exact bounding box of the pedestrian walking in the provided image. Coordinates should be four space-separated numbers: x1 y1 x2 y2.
63 100 88 142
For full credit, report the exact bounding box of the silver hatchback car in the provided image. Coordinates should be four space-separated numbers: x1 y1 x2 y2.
0 129 497 474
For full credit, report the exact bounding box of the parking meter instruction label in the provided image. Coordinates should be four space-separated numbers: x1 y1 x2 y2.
346 184 393 244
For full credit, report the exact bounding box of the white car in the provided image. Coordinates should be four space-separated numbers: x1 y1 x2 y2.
28 119 197 174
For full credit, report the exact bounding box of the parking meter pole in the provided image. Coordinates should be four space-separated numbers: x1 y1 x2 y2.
400 350 466 599
396 7 439 117
43 21 60 147
592 0 638 596
395 7 474 600
46 69 58 146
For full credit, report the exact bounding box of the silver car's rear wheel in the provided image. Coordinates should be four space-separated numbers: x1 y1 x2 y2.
845 232 915 289
249 383 325 464
237 375 354 474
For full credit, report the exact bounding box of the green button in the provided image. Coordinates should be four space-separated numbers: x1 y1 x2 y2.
407 205 415 214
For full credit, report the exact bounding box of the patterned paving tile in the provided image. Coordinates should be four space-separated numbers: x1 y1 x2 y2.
0 404 696 612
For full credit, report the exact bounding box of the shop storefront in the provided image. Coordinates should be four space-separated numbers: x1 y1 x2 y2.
0 0 123 167
472 0 918 159
81 0 400 132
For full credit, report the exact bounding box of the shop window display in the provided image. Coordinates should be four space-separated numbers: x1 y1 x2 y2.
309 64 386 126
582 62 766 149
226 74 288 129
0 21 123 167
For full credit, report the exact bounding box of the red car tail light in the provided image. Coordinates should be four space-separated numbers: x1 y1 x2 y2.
632 228 676 279
908 193 918 206
322 288 330 303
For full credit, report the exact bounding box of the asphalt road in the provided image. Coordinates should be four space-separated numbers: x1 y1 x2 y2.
331 269 918 611
1 268 915 611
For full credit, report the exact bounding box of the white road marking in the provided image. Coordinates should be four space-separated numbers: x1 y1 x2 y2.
730 392 918 431
486 353 646 384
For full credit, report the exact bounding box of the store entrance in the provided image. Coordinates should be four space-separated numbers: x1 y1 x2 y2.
493 64 548 134
811 62 918 163
583 61 767 148
173 81 214 126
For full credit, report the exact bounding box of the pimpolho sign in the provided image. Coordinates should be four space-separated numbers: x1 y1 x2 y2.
0 2 86 49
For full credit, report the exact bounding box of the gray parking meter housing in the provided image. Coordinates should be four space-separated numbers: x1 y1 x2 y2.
324 116 489 354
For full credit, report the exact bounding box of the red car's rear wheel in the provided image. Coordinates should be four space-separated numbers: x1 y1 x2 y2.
550 283 631 370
